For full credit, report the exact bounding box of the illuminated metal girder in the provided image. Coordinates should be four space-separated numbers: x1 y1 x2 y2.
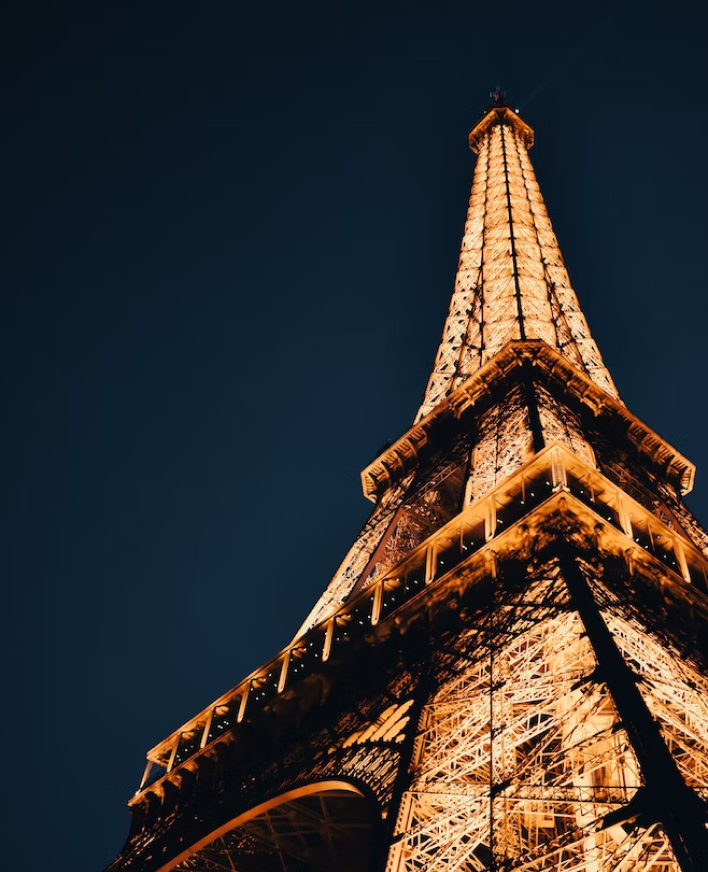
386 581 708 871
416 105 619 423
111 439 708 871
105 100 708 872
297 336 700 635
300 101 623 636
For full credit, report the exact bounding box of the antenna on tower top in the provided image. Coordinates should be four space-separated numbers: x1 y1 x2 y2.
490 86 507 106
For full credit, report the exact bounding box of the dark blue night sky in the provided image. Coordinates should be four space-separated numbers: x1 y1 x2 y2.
6 3 708 870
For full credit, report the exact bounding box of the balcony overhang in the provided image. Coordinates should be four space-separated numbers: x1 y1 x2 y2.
131 441 708 808
360 340 695 502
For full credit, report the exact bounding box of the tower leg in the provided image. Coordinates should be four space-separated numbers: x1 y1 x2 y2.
559 547 708 872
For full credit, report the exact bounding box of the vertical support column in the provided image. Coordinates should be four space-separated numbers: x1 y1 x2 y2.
425 542 438 584
463 474 476 510
139 759 153 791
558 545 708 872
371 581 384 626
500 124 526 341
278 651 290 693
485 498 497 542
166 737 180 773
550 447 567 490
617 494 633 538
521 361 545 454
236 684 249 724
675 540 691 585
200 710 214 749
374 673 437 872
323 618 335 662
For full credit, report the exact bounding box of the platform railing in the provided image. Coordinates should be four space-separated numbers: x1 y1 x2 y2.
134 442 708 799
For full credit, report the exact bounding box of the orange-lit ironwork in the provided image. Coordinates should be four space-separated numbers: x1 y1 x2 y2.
106 99 708 872
417 105 619 423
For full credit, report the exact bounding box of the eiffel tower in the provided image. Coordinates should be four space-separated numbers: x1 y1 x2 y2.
106 94 708 872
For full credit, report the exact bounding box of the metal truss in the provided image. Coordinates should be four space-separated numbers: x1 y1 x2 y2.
110 441 708 870
302 368 605 638
175 790 375 872
605 614 708 802
301 105 626 635
385 569 708 871
128 442 708 803
534 383 595 469
296 473 417 634
299 435 472 635
468 383 532 501
105 102 708 872
416 113 618 423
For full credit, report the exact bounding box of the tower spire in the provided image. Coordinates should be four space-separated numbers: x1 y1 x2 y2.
416 98 619 422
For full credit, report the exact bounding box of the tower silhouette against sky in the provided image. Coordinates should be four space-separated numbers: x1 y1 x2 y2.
107 96 708 872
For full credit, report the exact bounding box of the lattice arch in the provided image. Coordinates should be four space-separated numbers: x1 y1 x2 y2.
173 781 381 872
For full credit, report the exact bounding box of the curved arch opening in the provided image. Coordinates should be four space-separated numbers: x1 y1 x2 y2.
172 781 380 872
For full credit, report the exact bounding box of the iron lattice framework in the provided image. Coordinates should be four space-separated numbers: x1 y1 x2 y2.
106 98 708 872
415 105 619 421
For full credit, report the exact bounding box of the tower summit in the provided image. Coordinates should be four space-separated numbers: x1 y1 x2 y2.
107 99 708 872
418 97 618 423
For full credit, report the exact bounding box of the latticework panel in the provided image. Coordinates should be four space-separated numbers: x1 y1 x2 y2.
535 383 595 467
606 614 708 803
299 433 473 635
386 571 691 871
295 473 416 634
416 121 618 422
589 430 708 558
467 383 532 501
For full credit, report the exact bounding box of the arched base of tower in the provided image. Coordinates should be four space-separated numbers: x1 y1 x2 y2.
172 784 379 872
